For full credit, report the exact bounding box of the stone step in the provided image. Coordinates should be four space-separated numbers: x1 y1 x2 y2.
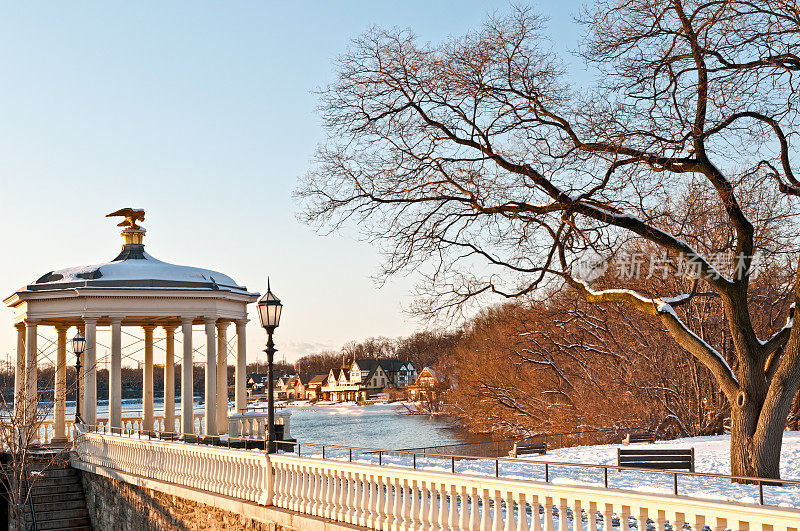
30 474 81 484
31 480 82 492
31 499 87 512
25 513 92 531
31 491 85 504
31 467 78 478
29 455 71 463
27 516 91 531
28 459 72 469
28 508 89 521
24 462 90 531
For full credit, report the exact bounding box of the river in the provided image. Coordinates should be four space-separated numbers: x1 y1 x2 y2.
48 398 484 450
280 403 485 450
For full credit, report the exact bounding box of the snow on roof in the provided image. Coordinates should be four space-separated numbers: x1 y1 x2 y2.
27 250 251 294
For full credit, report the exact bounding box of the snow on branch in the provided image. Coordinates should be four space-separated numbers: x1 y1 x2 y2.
567 278 739 399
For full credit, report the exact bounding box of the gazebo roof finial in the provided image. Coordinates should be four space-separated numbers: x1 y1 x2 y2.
106 208 145 229
107 208 146 249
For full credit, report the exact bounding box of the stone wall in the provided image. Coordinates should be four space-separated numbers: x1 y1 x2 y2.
81 472 281 531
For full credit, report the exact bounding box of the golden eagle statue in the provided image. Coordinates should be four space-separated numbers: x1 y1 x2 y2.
106 208 146 230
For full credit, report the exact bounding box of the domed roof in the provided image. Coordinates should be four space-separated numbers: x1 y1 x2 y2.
22 210 252 295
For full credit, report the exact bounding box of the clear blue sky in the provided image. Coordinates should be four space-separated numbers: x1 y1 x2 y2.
0 1 585 365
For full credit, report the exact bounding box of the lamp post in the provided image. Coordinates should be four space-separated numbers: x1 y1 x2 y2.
257 279 282 453
72 332 86 424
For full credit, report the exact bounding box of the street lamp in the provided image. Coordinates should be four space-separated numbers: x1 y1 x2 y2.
72 331 86 424
257 279 282 453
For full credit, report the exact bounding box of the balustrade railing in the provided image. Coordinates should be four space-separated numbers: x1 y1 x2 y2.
93 414 205 437
25 413 206 444
70 429 800 530
74 428 268 504
268 453 800 531
229 410 290 438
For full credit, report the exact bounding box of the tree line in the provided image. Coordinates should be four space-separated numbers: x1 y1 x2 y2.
292 331 461 382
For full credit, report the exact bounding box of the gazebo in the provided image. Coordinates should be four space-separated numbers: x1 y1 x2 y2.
3 209 259 442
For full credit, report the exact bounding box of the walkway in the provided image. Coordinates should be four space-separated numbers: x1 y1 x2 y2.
71 429 800 531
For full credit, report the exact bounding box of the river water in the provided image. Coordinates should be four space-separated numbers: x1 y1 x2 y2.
50 398 482 450
281 403 483 450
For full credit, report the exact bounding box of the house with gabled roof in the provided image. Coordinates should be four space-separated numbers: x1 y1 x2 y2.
247 373 270 397
350 359 389 389
305 374 328 401
320 358 417 402
378 359 416 387
285 375 306 400
408 366 441 401
273 375 289 399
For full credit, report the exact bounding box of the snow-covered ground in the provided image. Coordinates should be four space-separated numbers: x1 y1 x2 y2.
304 432 800 509
513 432 800 508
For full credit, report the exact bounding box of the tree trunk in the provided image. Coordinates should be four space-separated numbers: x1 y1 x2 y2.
789 392 800 431
729 376 799 481
730 406 781 480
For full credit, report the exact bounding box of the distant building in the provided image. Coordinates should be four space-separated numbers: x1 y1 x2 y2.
247 373 270 397
273 376 289 399
247 372 296 399
305 374 328 401
285 375 306 400
408 366 440 401
320 359 416 402
249 360 417 403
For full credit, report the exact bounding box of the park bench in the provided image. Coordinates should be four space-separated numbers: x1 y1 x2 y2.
617 448 695 472
509 441 547 457
623 431 655 445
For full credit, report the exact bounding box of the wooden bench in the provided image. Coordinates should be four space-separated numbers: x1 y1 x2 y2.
617 448 694 472
623 431 655 445
509 442 547 457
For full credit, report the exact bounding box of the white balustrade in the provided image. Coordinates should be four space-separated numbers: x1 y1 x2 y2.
175 413 206 435
34 418 75 443
18 411 209 445
228 410 291 438
71 431 800 531
267 454 800 531
74 430 268 504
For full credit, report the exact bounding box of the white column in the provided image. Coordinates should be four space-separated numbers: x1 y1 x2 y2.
204 317 218 436
216 321 229 433
24 320 39 427
235 320 247 414
181 316 194 436
109 317 123 431
52 326 68 443
83 317 98 426
163 325 176 432
13 323 25 418
142 325 155 431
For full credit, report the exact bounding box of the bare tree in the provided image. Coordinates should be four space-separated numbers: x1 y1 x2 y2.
445 242 791 441
299 2 800 478
395 330 461 370
342 337 396 361
294 350 343 380
0 381 66 530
